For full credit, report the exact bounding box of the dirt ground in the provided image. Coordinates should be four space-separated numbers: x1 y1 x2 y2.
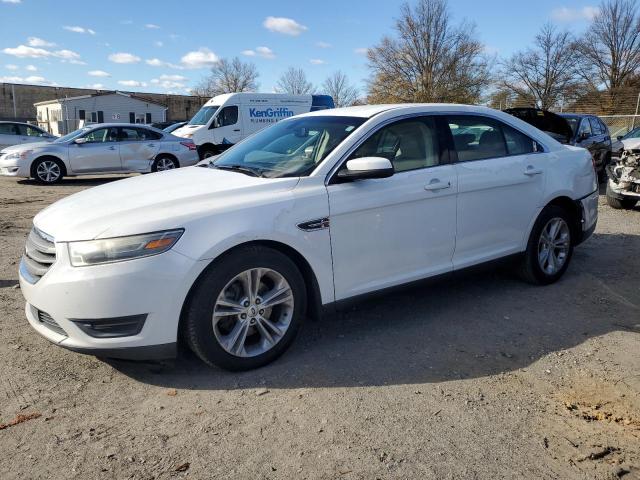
0 174 639 480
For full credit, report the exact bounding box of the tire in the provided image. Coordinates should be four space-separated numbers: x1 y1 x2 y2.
200 146 218 160
606 182 638 209
32 157 64 184
518 205 574 285
184 245 307 371
151 155 178 172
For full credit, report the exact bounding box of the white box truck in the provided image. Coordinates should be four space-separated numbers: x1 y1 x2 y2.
173 92 335 158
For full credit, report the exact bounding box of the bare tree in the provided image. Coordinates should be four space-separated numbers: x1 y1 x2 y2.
276 67 315 94
501 24 582 110
192 57 259 96
321 71 359 107
366 0 491 104
578 0 640 108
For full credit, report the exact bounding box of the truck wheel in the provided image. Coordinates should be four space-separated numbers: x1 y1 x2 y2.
606 182 638 209
517 205 574 285
183 245 307 371
32 157 64 184
200 146 218 160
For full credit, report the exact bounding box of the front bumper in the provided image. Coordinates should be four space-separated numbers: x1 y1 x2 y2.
0 158 30 177
19 242 208 360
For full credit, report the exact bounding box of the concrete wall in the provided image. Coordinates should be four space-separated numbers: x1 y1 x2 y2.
0 83 208 123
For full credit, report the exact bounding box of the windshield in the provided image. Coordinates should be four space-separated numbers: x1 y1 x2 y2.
189 106 220 126
623 127 640 139
211 116 365 178
53 127 91 143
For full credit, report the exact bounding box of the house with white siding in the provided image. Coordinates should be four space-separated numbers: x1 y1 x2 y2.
34 91 168 135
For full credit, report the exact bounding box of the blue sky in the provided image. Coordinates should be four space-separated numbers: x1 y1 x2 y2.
1 0 599 96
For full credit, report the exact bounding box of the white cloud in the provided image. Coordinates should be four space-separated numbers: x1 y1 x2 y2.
25 64 37 71
154 40 163 47
25 75 45 83
551 6 599 22
5 64 18 70
109 52 141 64
0 76 23 82
0 74 53 85
151 73 188 89
1 0 22 4
242 46 275 59
263 16 307 36
63 25 96 35
87 83 106 89
316 41 332 48
2 44 83 63
145 23 160 29
27 37 55 47
310 58 326 65
88 70 110 77
180 48 219 68
354 47 368 55
118 80 147 87
145 58 183 69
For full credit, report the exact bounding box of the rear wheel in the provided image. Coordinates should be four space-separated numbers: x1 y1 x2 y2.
184 246 307 371
606 182 638 209
32 157 64 184
200 146 218 160
518 205 574 285
152 155 178 172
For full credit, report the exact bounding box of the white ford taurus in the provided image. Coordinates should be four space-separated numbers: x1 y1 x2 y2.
19 104 599 370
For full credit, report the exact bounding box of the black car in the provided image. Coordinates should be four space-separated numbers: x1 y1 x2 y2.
504 108 612 181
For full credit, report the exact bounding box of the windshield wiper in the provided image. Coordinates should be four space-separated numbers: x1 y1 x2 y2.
211 164 263 177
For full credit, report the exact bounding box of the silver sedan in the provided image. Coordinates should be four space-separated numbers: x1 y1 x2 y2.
0 123 199 184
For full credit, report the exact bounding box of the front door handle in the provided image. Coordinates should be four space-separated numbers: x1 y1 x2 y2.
424 179 451 191
524 165 543 176
147 143 156 147
108 146 116 151
233 129 241 132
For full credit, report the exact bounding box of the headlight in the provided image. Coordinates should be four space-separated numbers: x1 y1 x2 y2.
68 229 184 266
5 150 32 161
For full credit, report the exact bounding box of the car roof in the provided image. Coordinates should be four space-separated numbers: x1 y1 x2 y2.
299 103 509 119
0 120 38 125
559 113 593 119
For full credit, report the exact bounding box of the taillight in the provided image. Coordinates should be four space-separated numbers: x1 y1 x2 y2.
180 142 197 151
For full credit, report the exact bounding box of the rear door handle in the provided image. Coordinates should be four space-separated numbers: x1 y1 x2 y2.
424 179 451 191
108 146 116 151
524 165 543 176
233 129 241 132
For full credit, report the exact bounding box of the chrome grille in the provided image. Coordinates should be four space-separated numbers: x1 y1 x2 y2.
37 309 67 336
21 227 56 283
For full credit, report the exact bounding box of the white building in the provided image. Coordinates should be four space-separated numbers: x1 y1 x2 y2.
35 91 168 135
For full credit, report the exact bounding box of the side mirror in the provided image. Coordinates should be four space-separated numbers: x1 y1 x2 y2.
74 137 88 145
579 132 590 141
337 157 394 180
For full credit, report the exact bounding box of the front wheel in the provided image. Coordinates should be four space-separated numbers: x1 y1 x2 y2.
183 246 307 371
32 157 64 184
518 205 574 285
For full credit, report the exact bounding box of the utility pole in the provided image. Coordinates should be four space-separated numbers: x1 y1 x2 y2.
11 83 17 119
633 91 640 129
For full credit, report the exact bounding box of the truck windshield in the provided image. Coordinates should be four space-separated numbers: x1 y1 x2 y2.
211 116 365 178
189 106 220 126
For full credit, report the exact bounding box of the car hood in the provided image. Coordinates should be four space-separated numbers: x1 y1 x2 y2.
503 108 573 144
172 124 202 137
34 167 300 242
622 138 640 150
1 141 57 154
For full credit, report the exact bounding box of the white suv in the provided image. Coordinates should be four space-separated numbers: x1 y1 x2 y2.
19 104 598 370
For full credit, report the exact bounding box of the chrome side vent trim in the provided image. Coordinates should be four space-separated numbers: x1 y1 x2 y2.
297 217 330 232
37 309 67 336
21 227 56 283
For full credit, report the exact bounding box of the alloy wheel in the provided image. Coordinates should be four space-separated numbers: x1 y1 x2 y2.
537 217 570 275
212 268 294 357
36 160 61 183
156 157 176 171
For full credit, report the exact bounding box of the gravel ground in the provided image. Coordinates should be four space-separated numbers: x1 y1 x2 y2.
0 175 639 480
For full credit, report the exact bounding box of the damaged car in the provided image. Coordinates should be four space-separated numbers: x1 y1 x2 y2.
606 149 640 210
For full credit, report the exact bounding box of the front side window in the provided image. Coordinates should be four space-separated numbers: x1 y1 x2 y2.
578 118 592 138
212 116 365 178
349 117 441 173
589 117 603 135
623 127 640 139
214 106 238 128
83 127 118 143
189 105 220 126
17 124 46 137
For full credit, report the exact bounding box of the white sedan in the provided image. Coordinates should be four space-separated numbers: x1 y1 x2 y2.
19 104 598 370
0 123 199 183
0 121 56 149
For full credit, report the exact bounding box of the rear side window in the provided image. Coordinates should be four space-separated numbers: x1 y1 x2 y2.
0 124 18 135
350 117 441 173
503 125 536 155
119 127 162 141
